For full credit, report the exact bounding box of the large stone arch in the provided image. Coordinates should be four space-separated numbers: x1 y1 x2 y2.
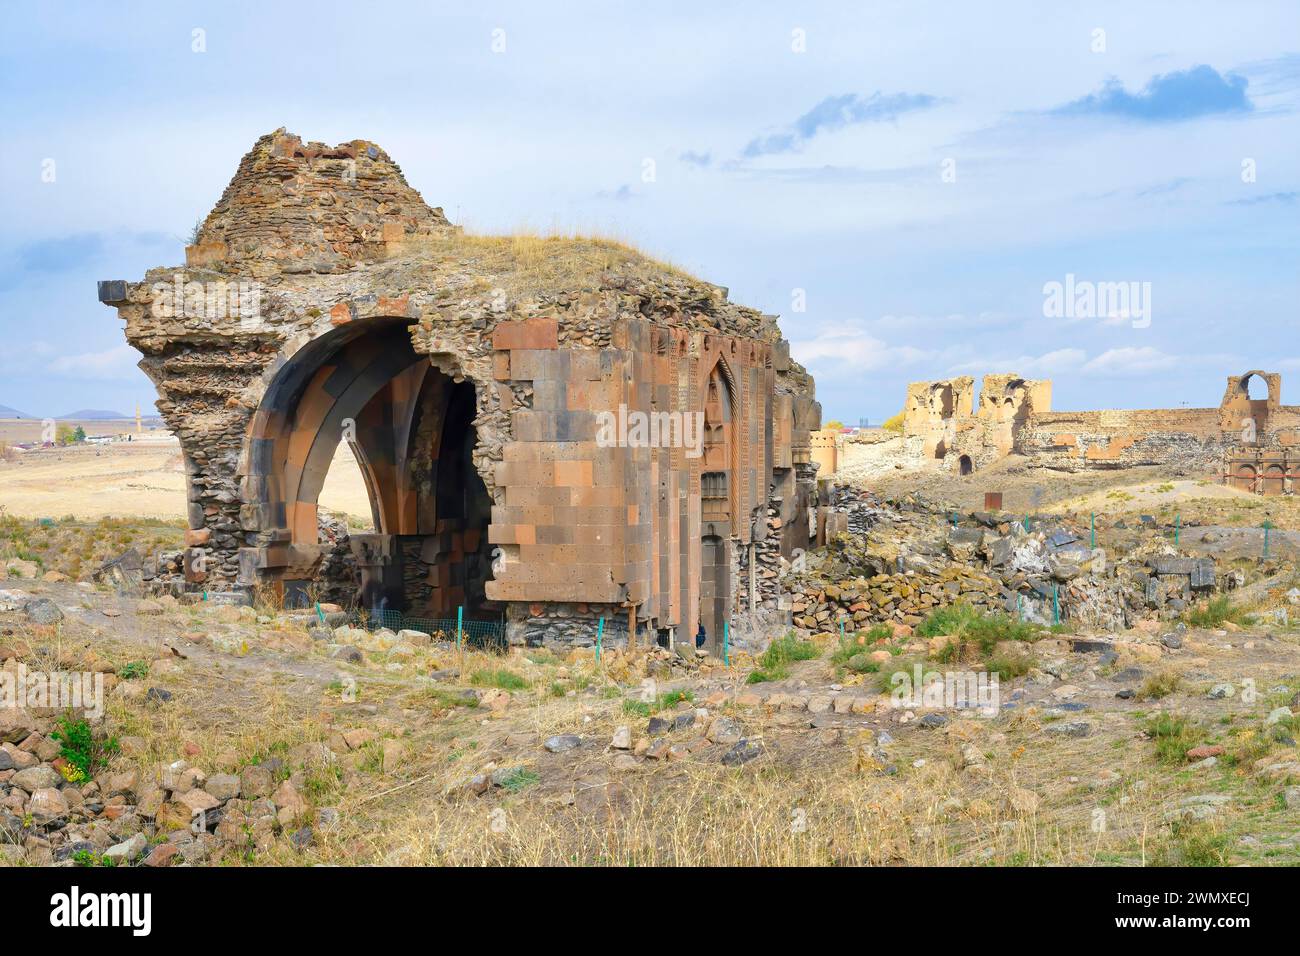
236 317 494 614
1219 369 1281 440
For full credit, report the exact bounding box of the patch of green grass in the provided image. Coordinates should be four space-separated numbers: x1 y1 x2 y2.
1185 596 1252 628
1136 670 1181 701
1143 712 1199 764
498 767 539 793
748 632 819 683
424 688 478 710
469 668 529 691
760 632 820 668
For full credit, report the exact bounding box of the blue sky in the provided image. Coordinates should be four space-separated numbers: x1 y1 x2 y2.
0 1 1296 422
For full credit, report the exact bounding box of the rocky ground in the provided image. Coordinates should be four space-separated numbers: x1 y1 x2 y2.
2 460 1299 867
2 568 1298 867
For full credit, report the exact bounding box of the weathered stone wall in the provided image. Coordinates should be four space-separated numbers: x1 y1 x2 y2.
865 367 1300 488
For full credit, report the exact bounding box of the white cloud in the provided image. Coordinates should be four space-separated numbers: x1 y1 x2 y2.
48 344 142 380
789 322 938 376
949 348 1087 377
1081 346 1179 375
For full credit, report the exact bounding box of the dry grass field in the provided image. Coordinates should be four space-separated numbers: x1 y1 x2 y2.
0 431 373 525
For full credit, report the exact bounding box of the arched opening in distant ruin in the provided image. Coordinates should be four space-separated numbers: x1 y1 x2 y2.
959 454 973 476
1232 463 1256 492
240 318 494 616
699 358 736 654
1263 464 1286 495
1244 373 1268 401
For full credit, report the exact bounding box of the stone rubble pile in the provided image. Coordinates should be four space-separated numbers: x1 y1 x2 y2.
0 668 347 866
784 490 1234 633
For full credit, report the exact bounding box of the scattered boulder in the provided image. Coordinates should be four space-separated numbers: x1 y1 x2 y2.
103 832 148 863
706 716 742 745
23 598 63 625
721 739 763 766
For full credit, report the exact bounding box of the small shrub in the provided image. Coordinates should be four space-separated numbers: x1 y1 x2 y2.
623 689 695 711
116 660 149 680
919 603 1039 662
985 647 1034 681
51 714 119 781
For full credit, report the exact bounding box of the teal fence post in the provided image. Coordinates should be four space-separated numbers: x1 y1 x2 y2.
1023 515 1030 532
596 616 604 663
456 606 463 650
1174 513 1180 547
1263 520 1272 558
723 620 729 667
1052 585 1059 625
839 617 845 641
315 601 325 626
1090 512 1095 549
1017 593 1023 621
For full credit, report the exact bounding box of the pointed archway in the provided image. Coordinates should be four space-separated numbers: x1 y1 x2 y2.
238 319 493 614
698 357 738 655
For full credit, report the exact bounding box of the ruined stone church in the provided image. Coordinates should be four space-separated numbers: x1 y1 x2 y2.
98 131 822 652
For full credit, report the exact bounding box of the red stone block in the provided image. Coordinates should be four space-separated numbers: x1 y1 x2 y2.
492 317 558 351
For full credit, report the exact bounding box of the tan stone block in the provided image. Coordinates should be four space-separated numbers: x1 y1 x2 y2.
554 460 594 487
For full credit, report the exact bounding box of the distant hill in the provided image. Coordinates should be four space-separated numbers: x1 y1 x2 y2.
0 404 35 419
56 409 132 421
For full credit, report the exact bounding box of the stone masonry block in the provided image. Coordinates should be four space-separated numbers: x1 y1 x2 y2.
493 318 558 351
